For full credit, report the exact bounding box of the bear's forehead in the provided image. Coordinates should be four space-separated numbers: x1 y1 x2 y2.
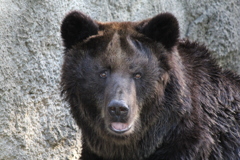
99 21 137 32
80 22 160 70
91 32 141 64
89 31 155 71
84 22 147 58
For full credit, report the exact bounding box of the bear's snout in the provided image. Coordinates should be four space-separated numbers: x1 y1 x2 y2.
107 100 129 121
107 100 133 134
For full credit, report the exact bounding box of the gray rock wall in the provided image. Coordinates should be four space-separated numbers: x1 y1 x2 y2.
0 0 239 159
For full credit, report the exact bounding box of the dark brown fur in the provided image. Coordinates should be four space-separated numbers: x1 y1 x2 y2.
61 11 240 160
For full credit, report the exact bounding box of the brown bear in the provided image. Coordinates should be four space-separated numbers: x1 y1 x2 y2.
60 11 240 160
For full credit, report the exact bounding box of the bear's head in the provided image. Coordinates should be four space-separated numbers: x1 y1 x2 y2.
61 11 188 143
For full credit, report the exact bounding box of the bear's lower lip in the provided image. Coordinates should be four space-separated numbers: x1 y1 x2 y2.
110 122 132 133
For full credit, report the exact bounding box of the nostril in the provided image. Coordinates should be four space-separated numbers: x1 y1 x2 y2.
119 106 128 113
109 106 116 114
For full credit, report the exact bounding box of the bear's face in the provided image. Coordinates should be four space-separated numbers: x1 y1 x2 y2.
61 11 179 140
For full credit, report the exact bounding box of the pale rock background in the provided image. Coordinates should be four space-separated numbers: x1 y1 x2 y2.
0 0 239 159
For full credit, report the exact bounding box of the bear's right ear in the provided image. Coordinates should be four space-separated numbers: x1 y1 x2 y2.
61 11 99 49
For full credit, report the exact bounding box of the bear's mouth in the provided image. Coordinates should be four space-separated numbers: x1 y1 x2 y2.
109 122 132 133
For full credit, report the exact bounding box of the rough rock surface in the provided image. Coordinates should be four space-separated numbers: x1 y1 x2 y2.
0 0 239 159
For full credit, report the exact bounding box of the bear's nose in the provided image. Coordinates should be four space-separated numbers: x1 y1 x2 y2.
107 100 129 119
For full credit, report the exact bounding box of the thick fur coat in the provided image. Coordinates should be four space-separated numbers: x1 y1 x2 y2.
61 11 240 160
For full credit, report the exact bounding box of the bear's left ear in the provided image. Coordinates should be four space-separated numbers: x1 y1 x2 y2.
137 13 179 50
61 11 99 49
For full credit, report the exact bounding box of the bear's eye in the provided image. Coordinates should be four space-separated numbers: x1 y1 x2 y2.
100 71 108 78
134 73 142 79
